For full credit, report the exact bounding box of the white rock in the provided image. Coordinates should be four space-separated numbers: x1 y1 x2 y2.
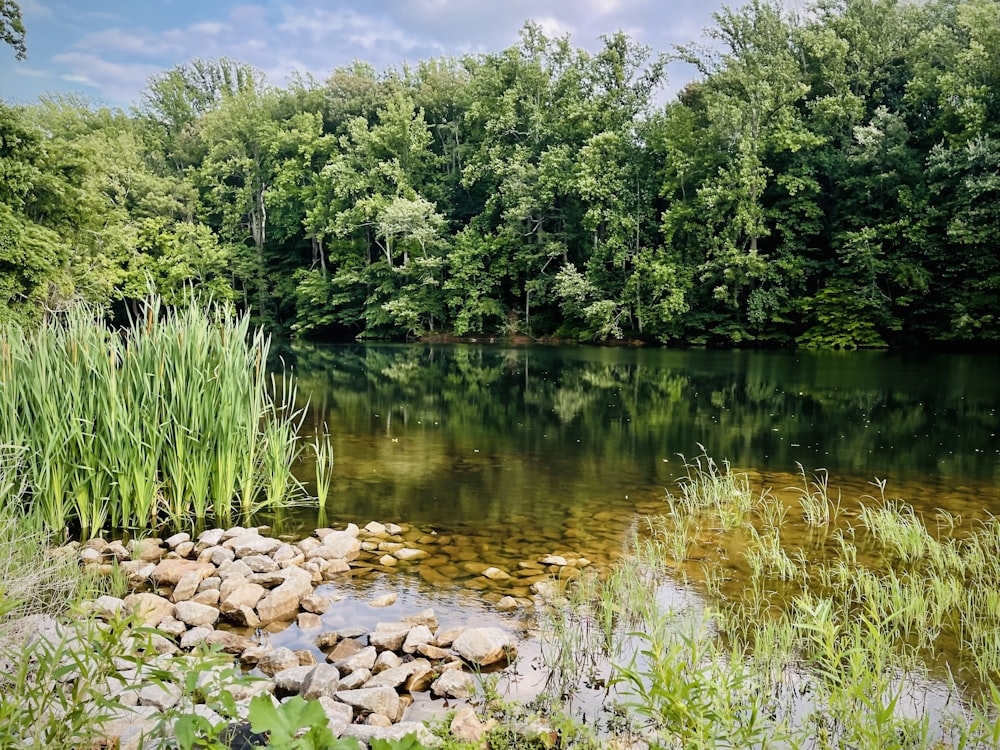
368 593 398 608
301 663 341 700
335 687 401 722
451 627 517 666
173 601 220 628
431 669 474 699
402 625 433 654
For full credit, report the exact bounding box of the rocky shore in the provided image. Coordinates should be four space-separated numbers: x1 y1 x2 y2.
12 521 593 748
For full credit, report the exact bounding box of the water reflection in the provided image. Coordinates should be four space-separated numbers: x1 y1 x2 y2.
283 343 999 531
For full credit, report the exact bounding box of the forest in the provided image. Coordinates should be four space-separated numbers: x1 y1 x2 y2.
1 0 998 349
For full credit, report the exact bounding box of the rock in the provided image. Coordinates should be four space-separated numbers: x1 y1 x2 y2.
273 665 315 696
394 548 428 561
431 669 474 699
433 626 464 648
451 705 486 743
242 554 280 573
301 663 341 700
92 595 125 620
138 681 182 710
235 605 261 628
152 559 216 587
339 668 371 690
404 661 435 692
451 627 516 666
105 540 130 561
496 596 520 611
483 566 511 580
379 554 398 567
368 593 398 608
295 649 317 666
219 579 266 617
204 630 255 654
231 533 281 558
308 532 362 561
297 612 323 630
198 528 225 547
147 632 180 655
119 560 156 584
326 638 365 664
131 538 165 563
540 555 568 566
363 521 387 536
368 622 409 652
372 650 402 674
165 532 191 549
257 647 300 676
334 645 377 674
300 593 332 614
317 696 353 736
402 608 439 630
239 645 270 666
335 687 401 722
123 593 174 626
364 663 415 690
342 722 436 747
201 546 236 567
180 627 213 650
316 631 340 650
173 601 220 628
531 579 564 599
171 570 206 602
416 643 451 661
367 713 393 728
256 568 314 625
402 625 433 654
80 547 103 565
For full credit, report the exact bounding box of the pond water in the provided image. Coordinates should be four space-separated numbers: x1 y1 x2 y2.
263 343 999 722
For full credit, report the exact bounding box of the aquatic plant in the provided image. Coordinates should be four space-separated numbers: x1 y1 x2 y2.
0 295 307 532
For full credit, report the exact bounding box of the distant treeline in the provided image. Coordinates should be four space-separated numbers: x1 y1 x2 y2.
1 0 997 348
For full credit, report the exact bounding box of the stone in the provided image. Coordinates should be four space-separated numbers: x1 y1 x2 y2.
297 612 323 630
342 723 436 748
198 528 225 547
368 593 398 608
171 570 205 602
301 663 341 700
320 559 352 578
164 532 191 549
379 554 397 567
180 627 214 650
204 630 255 654
201 546 236 566
402 625 433 654
92 595 125 620
295 649 317 666
308 532 362 561
80 547 103 564
431 669 474 699
368 622 409 652
326 638 364 664
363 521 387 536
239 645 270 666
300 593 332 614
372 650 402 674
235 605 261 628
152 559 216 587
105 540 130 561
219 579 266 616
367 714 393 728
394 548 428 561
273 665 315 696
416 643 451 660
402 608 439 630
451 705 487 743
540 555 568 566
157 616 188 638
316 631 340 650
433 626 464 648
451 627 517 667
334 645 377 674
138 681 182 710
174 601 220 628
242 554 280 573
123 593 174 626
147 633 180 655
403 661 435 692
192 590 221 607
231 533 281 558
363 664 414 690
256 568 314 625
496 596 520 611
317 696 354 736
483 566 511 580
257 647 300 676
338 668 371 690
335 687 401 722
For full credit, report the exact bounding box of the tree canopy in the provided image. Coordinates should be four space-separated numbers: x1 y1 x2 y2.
1 0 997 349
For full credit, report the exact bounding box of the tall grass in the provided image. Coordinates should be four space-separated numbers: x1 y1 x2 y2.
0 295 307 532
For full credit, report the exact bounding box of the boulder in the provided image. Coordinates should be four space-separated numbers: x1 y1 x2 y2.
171 570 205 602
123 593 174 627
231 533 281 558
219 579 266 616
368 622 409 652
402 625 433 654
257 647 300 676
317 696 353 737
173 601 220 628
368 593 398 608
334 645 377 674
431 669 474 699
301 663 341 700
335 687 401 722
273 665 315 696
152 559 215 587
451 627 516 667
308 532 362 561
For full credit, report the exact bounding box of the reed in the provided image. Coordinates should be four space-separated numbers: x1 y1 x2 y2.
0 295 310 532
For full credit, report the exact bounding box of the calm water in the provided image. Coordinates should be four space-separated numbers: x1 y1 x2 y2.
284 343 999 532
260 343 999 725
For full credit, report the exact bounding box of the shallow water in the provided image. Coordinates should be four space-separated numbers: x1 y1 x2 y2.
261 343 999 718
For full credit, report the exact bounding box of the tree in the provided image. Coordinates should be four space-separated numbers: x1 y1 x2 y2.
1 0 25 61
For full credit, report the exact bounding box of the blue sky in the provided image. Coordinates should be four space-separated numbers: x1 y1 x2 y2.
1 0 730 109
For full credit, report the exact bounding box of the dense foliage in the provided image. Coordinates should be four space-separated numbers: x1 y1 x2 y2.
1 0 997 348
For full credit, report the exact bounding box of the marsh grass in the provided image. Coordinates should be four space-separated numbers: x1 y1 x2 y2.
0 295 308 532
538 454 1000 749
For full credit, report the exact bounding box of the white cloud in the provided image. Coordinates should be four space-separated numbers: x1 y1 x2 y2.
15 66 52 78
51 51 161 100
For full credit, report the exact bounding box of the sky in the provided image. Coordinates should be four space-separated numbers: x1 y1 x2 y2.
0 0 730 110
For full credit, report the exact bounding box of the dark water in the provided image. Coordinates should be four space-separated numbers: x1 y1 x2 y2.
284 343 999 531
